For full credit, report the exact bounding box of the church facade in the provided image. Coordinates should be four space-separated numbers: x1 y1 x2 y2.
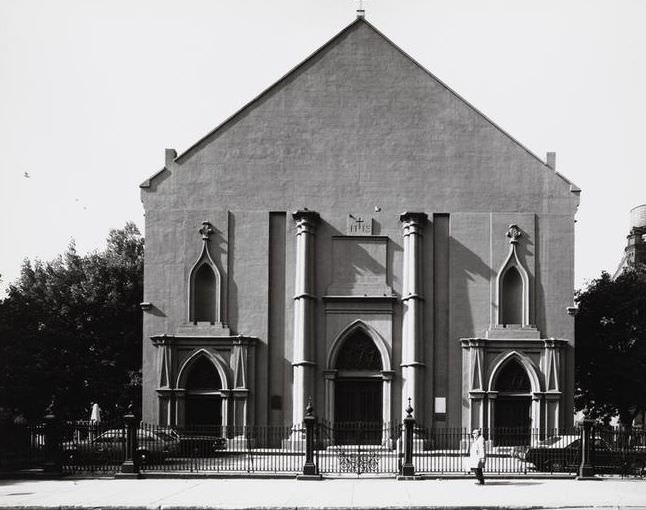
140 16 580 437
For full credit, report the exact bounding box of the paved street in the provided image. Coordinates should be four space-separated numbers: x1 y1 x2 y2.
0 477 645 509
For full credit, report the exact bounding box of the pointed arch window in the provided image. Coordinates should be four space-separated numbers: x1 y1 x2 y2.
335 330 383 371
193 263 216 322
189 221 222 324
186 356 223 391
494 358 531 393
501 266 523 325
496 224 530 327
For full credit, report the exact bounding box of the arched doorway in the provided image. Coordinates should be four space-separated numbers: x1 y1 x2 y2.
334 329 383 444
494 358 531 445
185 356 223 430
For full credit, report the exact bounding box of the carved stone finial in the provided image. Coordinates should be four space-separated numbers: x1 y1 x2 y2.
305 397 313 417
199 221 214 241
506 224 522 244
405 397 413 417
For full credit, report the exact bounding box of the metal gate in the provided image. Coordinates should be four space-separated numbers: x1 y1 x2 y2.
315 421 401 475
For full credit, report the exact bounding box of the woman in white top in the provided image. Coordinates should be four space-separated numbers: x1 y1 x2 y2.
469 428 486 485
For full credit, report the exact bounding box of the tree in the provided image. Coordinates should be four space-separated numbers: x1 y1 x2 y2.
575 266 646 429
0 223 143 422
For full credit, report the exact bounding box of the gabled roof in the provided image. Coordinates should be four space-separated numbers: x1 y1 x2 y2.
141 16 580 194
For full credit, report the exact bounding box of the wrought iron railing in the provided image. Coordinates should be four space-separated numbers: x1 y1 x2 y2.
2 409 644 478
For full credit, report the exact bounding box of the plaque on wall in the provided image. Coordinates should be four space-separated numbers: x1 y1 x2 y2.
346 214 373 235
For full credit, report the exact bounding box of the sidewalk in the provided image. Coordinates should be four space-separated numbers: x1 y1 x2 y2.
0 477 645 509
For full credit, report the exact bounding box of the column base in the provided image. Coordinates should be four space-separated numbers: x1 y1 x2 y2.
296 473 323 480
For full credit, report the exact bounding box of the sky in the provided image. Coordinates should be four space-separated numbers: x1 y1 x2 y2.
1 0 644 294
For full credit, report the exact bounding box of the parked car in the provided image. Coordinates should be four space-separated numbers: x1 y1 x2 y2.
523 434 646 475
177 432 227 455
64 428 180 465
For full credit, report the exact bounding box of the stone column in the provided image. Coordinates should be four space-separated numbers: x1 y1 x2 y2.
291 210 320 427
220 390 231 438
323 369 337 425
382 370 395 446
174 390 186 427
400 212 428 420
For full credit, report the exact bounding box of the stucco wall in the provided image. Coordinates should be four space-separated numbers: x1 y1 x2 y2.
140 20 578 427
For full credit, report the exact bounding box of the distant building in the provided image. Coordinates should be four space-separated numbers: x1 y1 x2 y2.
139 15 580 440
613 204 646 279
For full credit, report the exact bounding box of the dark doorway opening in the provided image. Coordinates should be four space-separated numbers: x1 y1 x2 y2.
493 358 531 446
333 328 384 444
334 379 382 444
495 397 531 445
184 356 222 431
186 395 222 428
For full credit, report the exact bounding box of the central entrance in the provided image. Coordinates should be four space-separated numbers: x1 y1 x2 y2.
335 379 382 423
333 328 384 444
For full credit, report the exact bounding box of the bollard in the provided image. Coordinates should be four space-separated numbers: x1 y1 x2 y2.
42 397 62 475
399 398 415 478
120 402 139 475
298 398 321 480
577 418 595 479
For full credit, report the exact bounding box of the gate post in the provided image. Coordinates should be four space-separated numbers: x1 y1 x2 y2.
399 398 415 478
120 403 139 476
298 399 322 480
577 418 595 479
43 397 62 475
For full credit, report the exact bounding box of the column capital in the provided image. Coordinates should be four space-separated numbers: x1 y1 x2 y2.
543 337 567 349
399 211 428 226
292 209 320 228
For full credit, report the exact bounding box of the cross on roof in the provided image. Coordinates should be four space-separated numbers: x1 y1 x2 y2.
356 0 366 17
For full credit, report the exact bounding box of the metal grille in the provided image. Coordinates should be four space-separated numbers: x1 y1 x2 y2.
315 421 401 474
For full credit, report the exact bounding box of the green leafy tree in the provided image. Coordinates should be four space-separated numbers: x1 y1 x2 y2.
575 266 646 429
0 223 143 422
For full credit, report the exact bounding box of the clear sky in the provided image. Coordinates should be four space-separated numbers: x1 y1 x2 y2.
1 0 644 294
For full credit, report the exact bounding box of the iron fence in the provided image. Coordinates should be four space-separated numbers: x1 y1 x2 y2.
139 423 304 473
61 420 126 473
2 413 645 478
315 421 401 475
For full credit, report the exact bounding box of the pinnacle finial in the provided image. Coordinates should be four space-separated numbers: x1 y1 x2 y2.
405 397 413 417
199 221 214 241
506 224 522 244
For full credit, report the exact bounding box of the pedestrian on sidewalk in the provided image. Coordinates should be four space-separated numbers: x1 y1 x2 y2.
469 428 486 485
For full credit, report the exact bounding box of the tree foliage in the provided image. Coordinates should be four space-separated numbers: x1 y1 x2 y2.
0 223 143 422
575 266 646 427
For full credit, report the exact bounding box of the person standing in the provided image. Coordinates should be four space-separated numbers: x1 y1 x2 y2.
469 428 486 485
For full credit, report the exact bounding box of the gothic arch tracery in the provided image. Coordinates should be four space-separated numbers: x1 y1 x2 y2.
328 320 391 371
176 348 230 391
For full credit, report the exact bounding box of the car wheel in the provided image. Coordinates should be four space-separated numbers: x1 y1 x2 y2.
551 461 564 473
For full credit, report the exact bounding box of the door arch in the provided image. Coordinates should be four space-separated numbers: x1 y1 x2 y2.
326 321 391 444
492 357 532 445
179 354 225 429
